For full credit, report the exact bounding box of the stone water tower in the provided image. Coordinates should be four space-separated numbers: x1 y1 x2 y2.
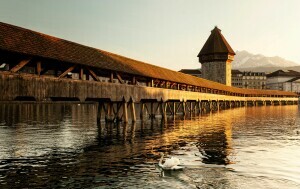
198 26 235 86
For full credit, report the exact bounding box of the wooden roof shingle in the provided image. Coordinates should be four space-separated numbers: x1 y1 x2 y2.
198 26 235 57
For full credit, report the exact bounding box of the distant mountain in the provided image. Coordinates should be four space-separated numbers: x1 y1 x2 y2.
232 51 299 73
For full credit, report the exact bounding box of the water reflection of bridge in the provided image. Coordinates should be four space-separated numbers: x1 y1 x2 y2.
0 103 236 165
1 103 299 188
0 22 298 123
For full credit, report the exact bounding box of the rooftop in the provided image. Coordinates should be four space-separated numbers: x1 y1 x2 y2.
267 70 300 77
232 70 243 75
286 77 300 82
179 69 202 75
198 26 235 57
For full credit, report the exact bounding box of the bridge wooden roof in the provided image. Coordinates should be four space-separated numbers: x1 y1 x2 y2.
0 22 296 97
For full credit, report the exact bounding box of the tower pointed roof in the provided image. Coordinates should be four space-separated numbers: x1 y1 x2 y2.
198 26 235 57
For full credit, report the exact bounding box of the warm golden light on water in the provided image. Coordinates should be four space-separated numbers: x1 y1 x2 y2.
0 104 300 188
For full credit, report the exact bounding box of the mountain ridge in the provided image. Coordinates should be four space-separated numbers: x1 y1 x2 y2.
232 51 299 73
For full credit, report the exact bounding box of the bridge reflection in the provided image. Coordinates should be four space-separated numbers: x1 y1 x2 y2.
0 103 298 188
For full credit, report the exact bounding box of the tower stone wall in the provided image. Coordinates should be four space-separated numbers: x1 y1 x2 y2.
202 61 232 86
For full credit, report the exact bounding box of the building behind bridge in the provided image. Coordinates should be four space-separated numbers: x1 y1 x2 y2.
180 69 267 90
232 70 266 89
266 70 300 94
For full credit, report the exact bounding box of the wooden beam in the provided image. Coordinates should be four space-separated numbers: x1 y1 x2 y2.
130 101 136 122
159 81 166 88
154 79 160 86
132 76 136 85
58 65 76 78
110 72 114 82
36 61 42 76
40 65 50 75
79 68 84 80
115 72 124 84
170 82 177 88
123 102 128 123
10 59 31 72
86 67 100 81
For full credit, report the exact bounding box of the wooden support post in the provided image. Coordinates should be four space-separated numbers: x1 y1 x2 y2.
110 72 114 83
161 102 167 122
173 102 176 115
105 102 114 122
97 102 102 123
123 102 128 123
182 102 186 115
10 59 31 72
79 68 84 80
37 61 42 76
149 79 154 87
132 76 136 85
130 101 136 122
140 102 144 120
190 101 193 116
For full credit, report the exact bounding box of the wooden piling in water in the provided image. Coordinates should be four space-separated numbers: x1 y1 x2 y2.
123 102 128 123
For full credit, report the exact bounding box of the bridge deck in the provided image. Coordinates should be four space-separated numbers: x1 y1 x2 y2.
0 71 297 103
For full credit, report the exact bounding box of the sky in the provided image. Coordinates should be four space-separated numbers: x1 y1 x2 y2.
0 0 299 71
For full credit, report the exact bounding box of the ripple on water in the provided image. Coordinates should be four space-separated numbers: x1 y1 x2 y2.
0 104 300 188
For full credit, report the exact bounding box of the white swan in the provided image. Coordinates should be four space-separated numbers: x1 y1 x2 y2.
158 153 184 170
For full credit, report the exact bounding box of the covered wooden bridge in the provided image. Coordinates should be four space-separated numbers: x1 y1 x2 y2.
0 22 298 122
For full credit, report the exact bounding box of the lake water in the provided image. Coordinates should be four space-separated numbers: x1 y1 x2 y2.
0 103 300 189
